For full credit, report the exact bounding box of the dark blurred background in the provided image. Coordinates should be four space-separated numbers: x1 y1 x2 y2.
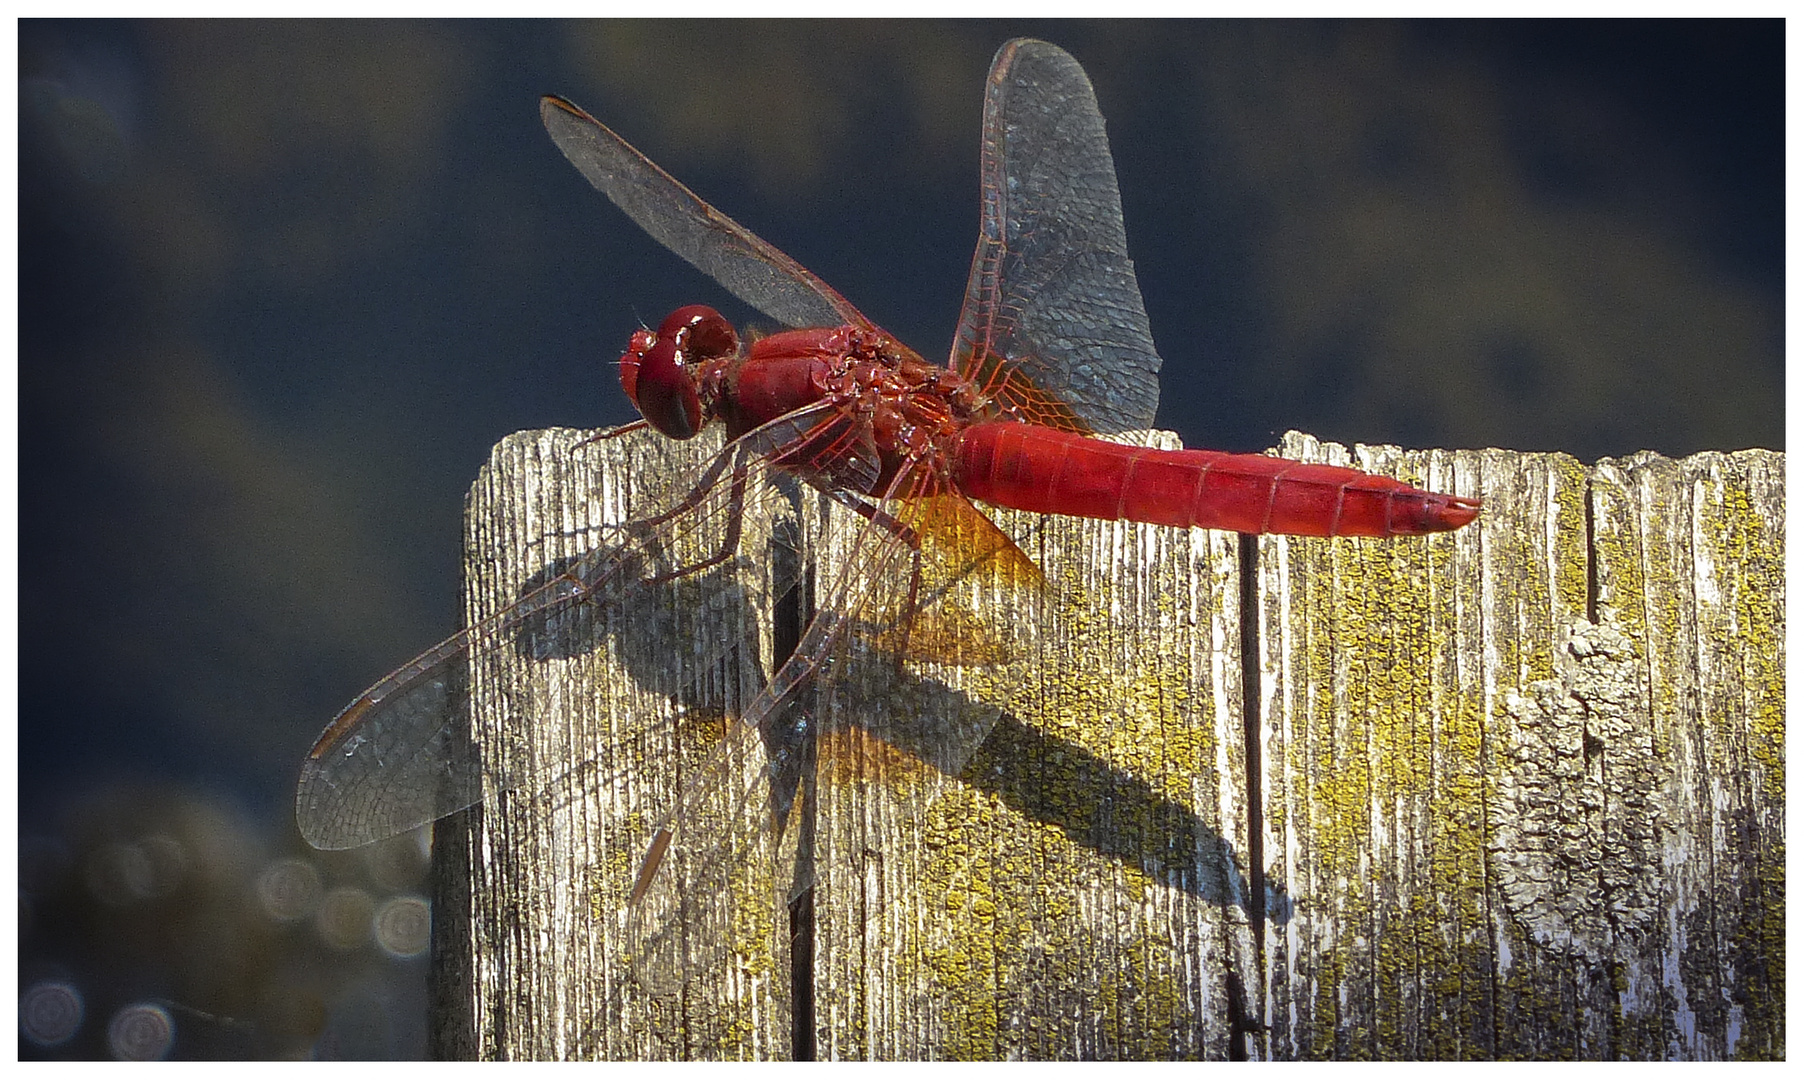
16 19 1782 1059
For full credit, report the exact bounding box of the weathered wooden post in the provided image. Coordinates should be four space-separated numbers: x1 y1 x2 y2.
430 427 1783 1061
1254 433 1783 1059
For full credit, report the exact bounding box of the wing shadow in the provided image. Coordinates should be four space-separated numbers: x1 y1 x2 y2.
493 543 1291 924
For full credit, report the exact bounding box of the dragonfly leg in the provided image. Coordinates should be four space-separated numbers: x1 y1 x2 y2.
825 489 920 548
578 436 760 585
824 489 928 670
570 419 651 450
893 534 927 673
640 468 750 586
588 431 742 538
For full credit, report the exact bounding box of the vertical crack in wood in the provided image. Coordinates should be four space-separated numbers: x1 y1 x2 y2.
1235 533 1264 1060
771 516 816 1060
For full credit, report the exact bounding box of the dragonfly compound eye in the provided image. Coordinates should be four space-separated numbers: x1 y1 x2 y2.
664 304 738 362
617 327 658 405
622 305 737 440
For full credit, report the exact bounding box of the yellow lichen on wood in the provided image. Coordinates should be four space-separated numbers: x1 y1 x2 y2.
813 490 1245 1059
1690 452 1785 1059
1261 435 1500 1059
437 429 1780 1061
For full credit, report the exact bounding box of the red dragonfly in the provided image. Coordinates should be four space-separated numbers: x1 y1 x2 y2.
297 39 1476 967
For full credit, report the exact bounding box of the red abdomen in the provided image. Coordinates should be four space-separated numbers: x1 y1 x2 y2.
952 422 1479 537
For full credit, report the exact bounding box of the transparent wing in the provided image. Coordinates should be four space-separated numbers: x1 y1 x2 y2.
622 455 1048 993
542 95 872 333
951 38 1162 435
295 403 848 850
296 571 575 849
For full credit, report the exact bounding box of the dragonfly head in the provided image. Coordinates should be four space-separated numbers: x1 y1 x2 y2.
618 305 739 439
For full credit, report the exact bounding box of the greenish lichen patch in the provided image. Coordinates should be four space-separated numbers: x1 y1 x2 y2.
1694 456 1786 1060
825 506 1239 1059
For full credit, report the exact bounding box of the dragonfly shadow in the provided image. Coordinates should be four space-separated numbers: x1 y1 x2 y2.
975 710 1293 924
502 545 1292 928
509 540 806 813
838 666 1293 926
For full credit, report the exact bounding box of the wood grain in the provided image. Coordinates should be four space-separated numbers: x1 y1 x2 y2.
806 431 1251 1059
1258 433 1784 1060
432 428 1783 1060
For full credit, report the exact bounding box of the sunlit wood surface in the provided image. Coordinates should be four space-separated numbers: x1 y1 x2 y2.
432 427 1782 1061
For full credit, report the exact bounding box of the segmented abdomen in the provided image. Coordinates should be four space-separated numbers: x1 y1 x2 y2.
951 421 1479 537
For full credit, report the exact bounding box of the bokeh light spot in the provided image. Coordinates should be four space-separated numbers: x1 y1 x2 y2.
108 1003 175 1061
374 895 430 959
20 981 84 1047
256 857 324 922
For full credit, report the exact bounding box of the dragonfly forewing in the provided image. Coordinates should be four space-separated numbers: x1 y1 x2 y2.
542 96 869 334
